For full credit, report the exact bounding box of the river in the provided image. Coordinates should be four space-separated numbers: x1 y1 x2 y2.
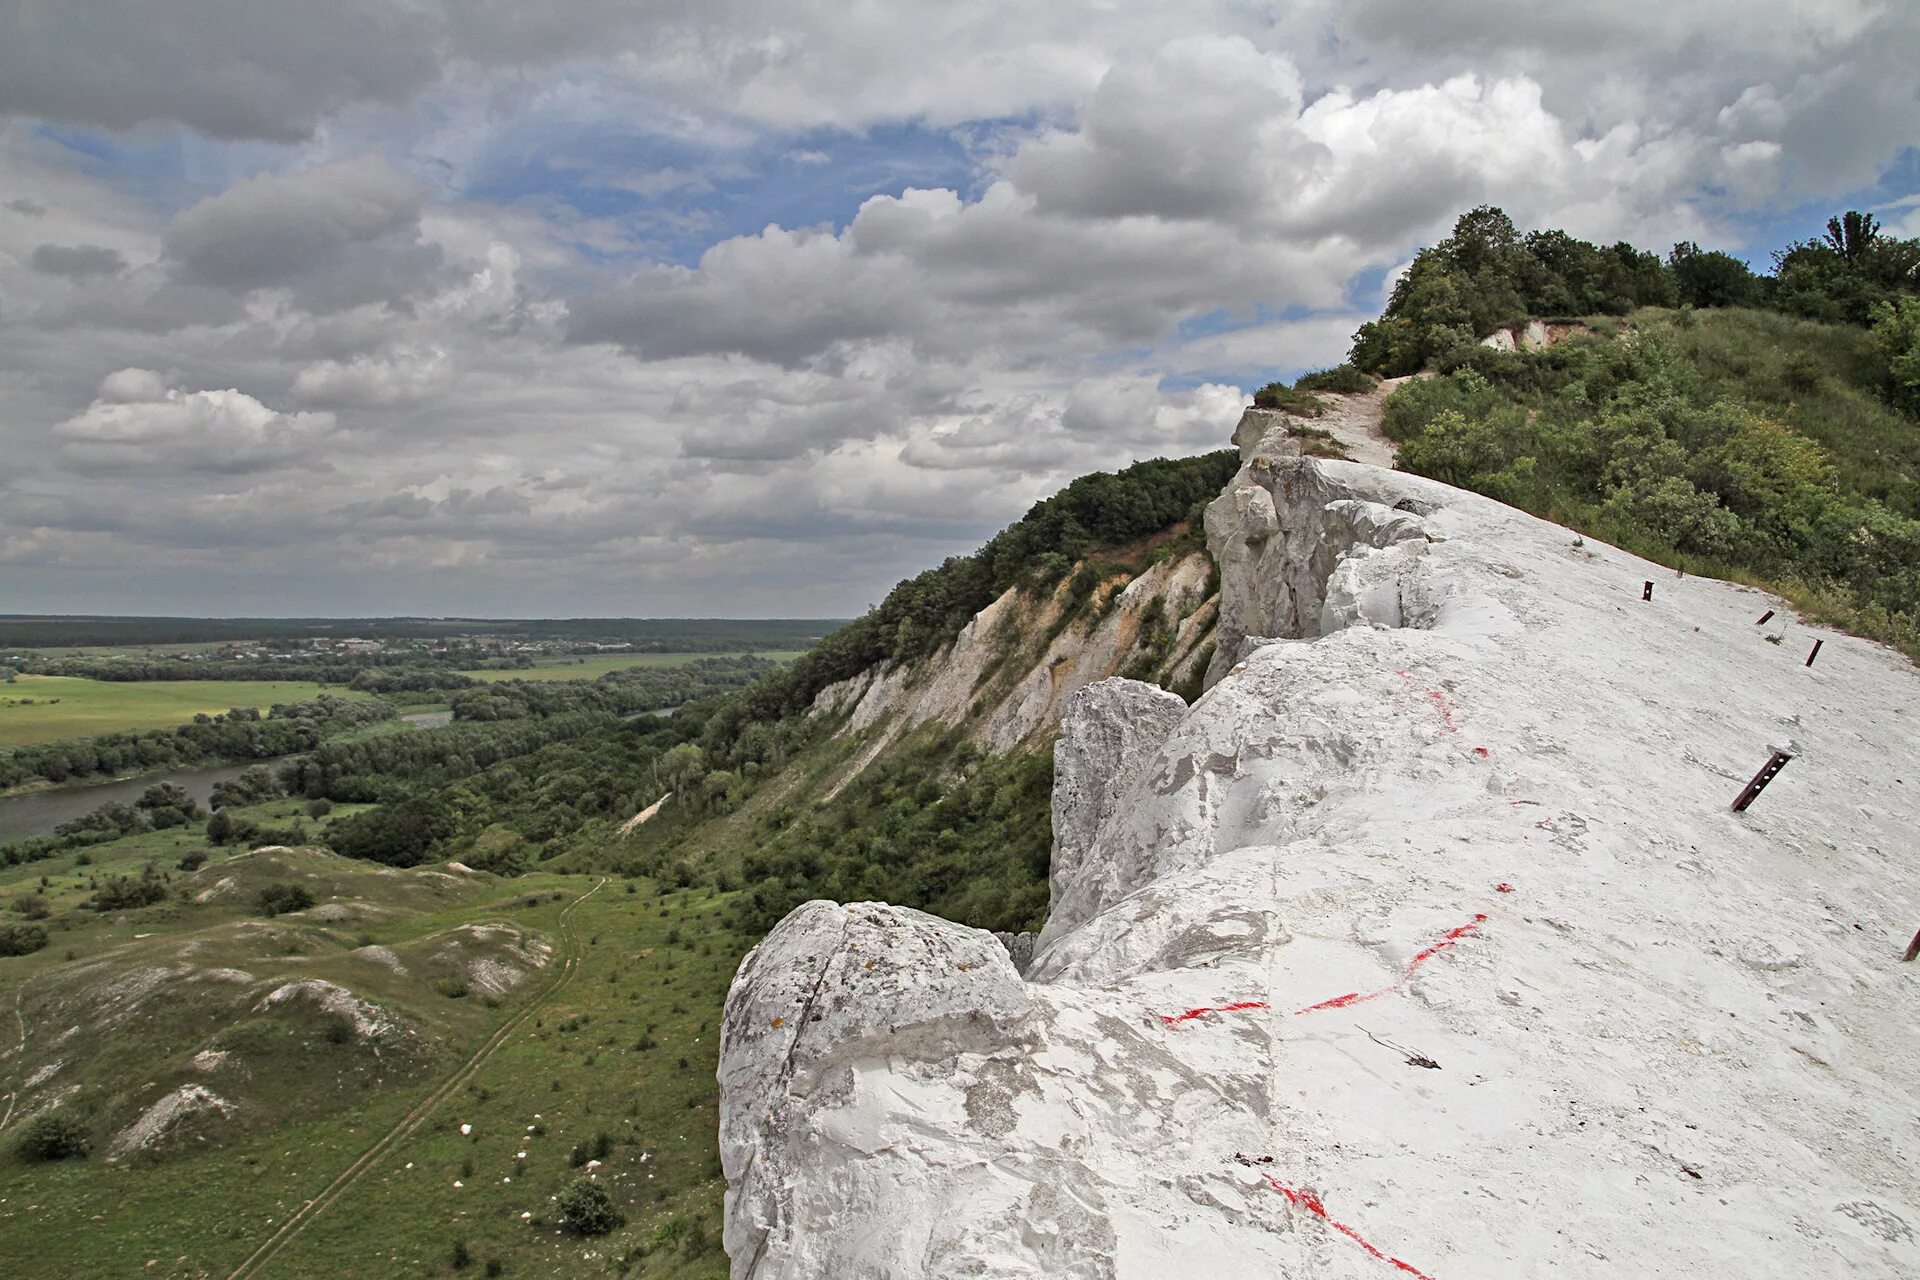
0 708 457 844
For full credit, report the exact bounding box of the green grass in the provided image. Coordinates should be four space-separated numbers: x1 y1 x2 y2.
0 675 367 749
1652 306 1920 518
0 813 744 1279
463 652 803 682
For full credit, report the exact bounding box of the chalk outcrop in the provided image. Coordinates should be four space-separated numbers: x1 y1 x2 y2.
811 544 1216 770
720 442 1920 1277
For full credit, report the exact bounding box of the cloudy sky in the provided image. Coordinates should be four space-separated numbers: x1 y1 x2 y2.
3 1 1916 618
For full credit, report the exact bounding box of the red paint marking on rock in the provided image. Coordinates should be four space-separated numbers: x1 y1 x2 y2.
1166 914 1493 1026
1472 746 1489 758
1264 1177 1439 1280
1159 1000 1269 1026
1407 914 1486 970
1293 985 1392 1015
1494 882 1515 893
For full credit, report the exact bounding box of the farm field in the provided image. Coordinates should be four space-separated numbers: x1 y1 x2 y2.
0 676 368 749
463 651 804 682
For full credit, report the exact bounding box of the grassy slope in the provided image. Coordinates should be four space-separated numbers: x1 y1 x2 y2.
0 810 745 1278
1384 307 1920 658
463 653 803 683
1653 307 1920 518
0 676 368 749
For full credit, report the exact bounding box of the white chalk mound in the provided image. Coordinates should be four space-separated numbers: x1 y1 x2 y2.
718 430 1920 1278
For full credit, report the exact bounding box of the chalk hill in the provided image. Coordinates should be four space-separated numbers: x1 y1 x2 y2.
717 413 1920 1277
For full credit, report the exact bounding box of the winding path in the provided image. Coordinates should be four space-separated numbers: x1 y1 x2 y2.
0 979 28 1133
225 876 606 1280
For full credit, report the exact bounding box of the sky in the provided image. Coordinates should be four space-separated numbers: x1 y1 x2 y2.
2 1 1917 619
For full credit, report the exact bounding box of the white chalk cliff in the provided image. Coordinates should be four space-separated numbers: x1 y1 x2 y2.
718 412 1920 1278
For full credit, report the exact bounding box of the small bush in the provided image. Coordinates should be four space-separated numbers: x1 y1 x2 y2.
1294 363 1376 393
16 1112 90 1161
1250 381 1324 416
257 883 316 917
8 893 49 920
177 850 208 872
0 923 49 957
86 873 167 912
557 1178 624 1237
451 1238 472 1269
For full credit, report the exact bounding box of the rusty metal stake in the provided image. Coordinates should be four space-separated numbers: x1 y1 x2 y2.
1731 748 1794 812
1805 639 1823 667
1904 929 1920 963
1642 580 1653 602
1755 610 1774 625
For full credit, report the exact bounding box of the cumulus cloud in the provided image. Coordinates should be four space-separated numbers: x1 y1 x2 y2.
52 372 336 474
566 42 1735 372
0 1 1915 614
291 347 453 409
162 156 443 308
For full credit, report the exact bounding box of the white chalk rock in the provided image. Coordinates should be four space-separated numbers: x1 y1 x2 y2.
720 452 1920 1279
1043 678 1190 946
719 901 1033 1276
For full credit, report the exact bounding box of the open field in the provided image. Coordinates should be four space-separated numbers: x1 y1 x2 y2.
0 814 743 1279
464 651 804 682
0 676 368 749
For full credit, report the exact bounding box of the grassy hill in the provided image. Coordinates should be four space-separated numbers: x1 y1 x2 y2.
0 805 747 1278
1380 307 1920 658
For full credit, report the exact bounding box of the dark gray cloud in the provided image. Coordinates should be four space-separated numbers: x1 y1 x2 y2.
6 197 47 216
0 0 443 142
29 242 126 276
161 157 444 310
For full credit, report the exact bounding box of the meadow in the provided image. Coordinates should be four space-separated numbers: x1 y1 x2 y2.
0 676 369 749
0 806 743 1279
463 652 804 682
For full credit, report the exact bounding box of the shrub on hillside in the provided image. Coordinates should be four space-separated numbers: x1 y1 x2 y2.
0 922 49 957
1250 382 1324 415
257 883 316 917
1293 364 1376 393
1872 297 1920 414
558 1177 623 1236
86 868 168 911
16 1112 90 1161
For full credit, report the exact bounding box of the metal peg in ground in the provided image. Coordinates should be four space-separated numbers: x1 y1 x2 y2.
1806 639 1823 667
1905 929 1920 963
1756 609 1774 625
1731 744 1796 812
1642 580 1653 601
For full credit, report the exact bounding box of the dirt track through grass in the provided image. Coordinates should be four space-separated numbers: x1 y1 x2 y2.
226 877 606 1280
0 981 26 1133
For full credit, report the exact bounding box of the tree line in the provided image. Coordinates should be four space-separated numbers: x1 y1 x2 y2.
1349 206 1920 386
0 695 394 791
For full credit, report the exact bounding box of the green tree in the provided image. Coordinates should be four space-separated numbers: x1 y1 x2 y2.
1668 242 1758 308
1871 296 1920 414
557 1178 623 1236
